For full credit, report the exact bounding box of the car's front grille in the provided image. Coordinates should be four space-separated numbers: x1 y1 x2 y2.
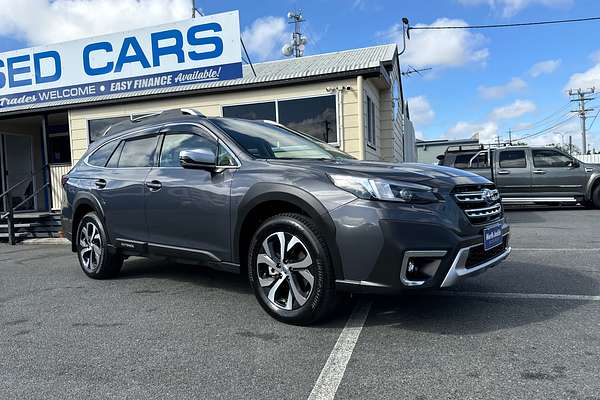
465 237 508 268
453 184 503 224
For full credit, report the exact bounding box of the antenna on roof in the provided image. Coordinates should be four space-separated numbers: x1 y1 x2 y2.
401 66 432 77
241 37 257 77
282 11 308 57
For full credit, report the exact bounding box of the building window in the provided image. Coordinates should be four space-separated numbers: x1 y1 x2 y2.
366 95 376 148
46 113 71 164
88 116 131 143
222 102 276 121
222 95 338 144
278 96 337 143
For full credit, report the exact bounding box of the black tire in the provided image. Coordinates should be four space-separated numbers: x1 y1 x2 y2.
247 213 337 325
592 184 600 209
76 212 123 279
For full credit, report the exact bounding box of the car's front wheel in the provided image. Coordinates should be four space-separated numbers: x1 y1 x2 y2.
248 213 337 325
76 212 123 279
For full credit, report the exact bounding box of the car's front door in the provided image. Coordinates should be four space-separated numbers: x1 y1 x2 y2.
494 149 531 197
144 124 237 262
530 148 587 196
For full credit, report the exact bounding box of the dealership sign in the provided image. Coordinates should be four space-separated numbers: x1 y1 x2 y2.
0 11 242 111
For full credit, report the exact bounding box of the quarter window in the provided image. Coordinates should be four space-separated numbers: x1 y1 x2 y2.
117 136 159 168
499 150 527 168
532 149 572 168
159 133 217 168
87 140 121 167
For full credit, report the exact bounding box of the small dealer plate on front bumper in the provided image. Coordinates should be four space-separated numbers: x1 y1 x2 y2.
483 223 503 251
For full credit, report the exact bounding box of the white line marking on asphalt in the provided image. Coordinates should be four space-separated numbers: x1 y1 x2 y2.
308 300 372 400
512 248 600 251
431 291 600 301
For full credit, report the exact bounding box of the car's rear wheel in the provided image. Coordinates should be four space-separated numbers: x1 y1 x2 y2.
76 212 123 279
248 213 337 325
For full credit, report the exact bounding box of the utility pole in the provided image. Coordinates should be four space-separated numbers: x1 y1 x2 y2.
191 0 202 18
508 129 512 145
569 135 572 155
569 87 595 154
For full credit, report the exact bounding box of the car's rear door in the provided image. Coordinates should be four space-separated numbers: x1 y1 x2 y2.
494 148 531 196
144 124 238 262
530 148 587 196
92 133 160 245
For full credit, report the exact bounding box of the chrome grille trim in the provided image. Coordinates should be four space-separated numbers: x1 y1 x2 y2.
454 189 500 203
464 203 502 218
452 185 503 224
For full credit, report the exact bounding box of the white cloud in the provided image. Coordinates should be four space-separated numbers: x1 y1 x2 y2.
0 0 190 45
408 96 435 125
241 16 289 62
564 60 600 91
384 18 489 68
457 0 573 17
490 99 536 120
478 77 527 99
445 121 499 143
529 59 561 77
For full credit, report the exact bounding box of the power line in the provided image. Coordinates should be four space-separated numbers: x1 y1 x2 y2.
512 114 578 142
509 104 572 133
408 16 600 31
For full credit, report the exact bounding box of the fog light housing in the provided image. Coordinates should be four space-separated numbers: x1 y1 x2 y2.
400 251 447 287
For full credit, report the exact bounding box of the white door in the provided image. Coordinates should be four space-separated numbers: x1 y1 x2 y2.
1 134 35 211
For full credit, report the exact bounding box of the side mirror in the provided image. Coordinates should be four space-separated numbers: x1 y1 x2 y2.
179 148 217 169
568 160 580 168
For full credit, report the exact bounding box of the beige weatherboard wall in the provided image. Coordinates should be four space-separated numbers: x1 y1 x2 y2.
69 78 368 162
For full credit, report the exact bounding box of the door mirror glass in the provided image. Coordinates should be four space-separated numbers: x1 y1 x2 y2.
568 160 579 168
179 148 217 169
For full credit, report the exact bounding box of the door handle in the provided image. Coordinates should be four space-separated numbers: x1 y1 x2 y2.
497 170 510 175
533 170 546 175
145 180 162 191
94 179 107 189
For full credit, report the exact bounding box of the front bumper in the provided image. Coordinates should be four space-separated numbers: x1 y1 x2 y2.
330 198 511 293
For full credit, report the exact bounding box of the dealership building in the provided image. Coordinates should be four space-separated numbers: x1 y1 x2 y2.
0 14 415 235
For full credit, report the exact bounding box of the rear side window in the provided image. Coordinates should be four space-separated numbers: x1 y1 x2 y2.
453 152 489 169
117 136 159 168
87 140 120 167
499 150 527 168
532 149 572 168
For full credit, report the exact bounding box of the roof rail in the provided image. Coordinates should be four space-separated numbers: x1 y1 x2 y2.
102 108 207 138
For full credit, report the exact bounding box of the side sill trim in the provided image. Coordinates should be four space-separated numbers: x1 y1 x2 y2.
335 279 390 288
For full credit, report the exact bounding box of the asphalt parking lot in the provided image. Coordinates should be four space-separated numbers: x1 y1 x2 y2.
1 207 599 400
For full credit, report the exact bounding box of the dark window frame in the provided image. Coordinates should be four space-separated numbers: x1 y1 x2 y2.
366 95 376 149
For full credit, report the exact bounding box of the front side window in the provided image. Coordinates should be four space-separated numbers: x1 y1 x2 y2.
117 136 159 168
160 133 217 167
212 119 335 160
222 102 276 121
532 149 572 168
278 95 338 144
499 150 527 169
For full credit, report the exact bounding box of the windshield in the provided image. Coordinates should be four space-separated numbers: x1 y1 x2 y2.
211 118 354 160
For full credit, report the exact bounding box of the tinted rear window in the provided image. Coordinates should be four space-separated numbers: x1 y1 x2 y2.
117 136 159 168
87 140 120 167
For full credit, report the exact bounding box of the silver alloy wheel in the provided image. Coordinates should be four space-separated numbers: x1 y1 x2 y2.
79 221 102 272
256 232 315 311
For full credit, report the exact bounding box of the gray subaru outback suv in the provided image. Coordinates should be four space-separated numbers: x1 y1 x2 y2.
62 109 511 324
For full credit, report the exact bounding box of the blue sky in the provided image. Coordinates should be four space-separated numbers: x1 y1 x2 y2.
1 0 599 150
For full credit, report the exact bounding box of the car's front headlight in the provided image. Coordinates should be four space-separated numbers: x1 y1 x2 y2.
328 174 440 204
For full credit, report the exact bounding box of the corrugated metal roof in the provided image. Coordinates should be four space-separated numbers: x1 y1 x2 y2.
0 44 397 115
